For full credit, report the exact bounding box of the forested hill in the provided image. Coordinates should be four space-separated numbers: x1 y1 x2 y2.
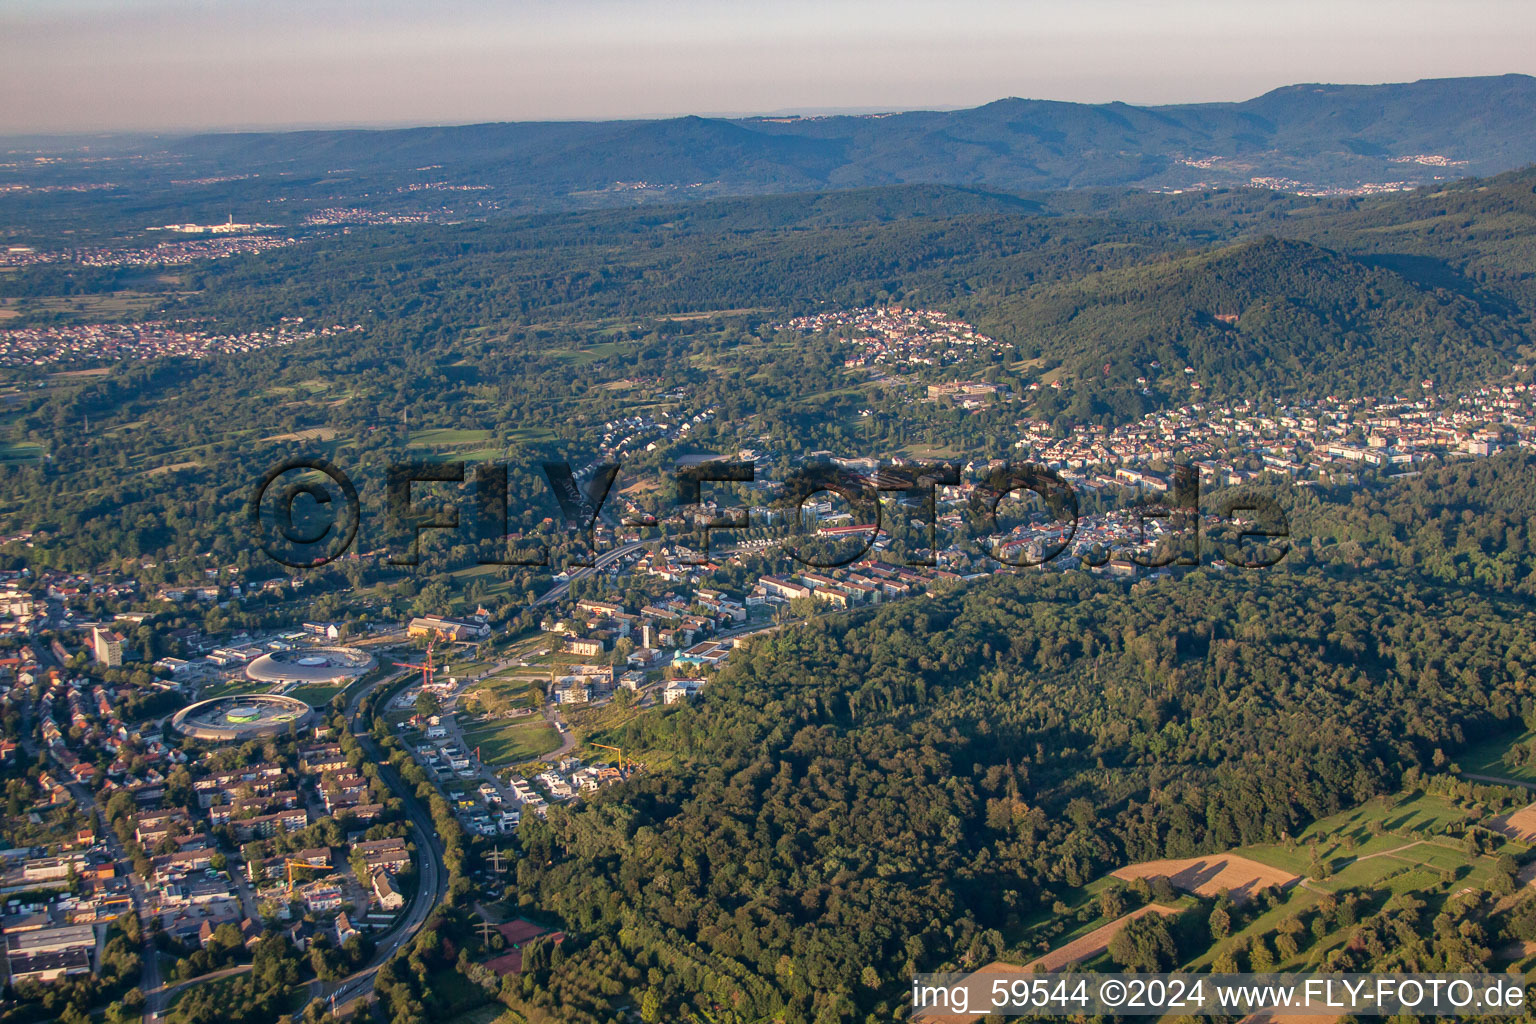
497 455 1536 1023
976 236 1527 403
157 75 1536 205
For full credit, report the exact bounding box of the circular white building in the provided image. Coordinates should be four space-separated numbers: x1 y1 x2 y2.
171 694 315 741
244 646 375 686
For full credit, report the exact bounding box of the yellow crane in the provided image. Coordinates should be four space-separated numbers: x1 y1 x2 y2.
591 742 625 775
280 855 327 894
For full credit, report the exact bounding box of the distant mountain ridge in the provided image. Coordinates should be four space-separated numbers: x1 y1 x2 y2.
161 75 1536 206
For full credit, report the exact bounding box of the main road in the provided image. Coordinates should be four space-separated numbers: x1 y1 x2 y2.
300 668 452 1015
139 667 452 1021
533 541 646 607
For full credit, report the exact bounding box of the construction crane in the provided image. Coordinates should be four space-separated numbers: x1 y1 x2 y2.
280 855 325 894
394 630 448 692
591 742 626 776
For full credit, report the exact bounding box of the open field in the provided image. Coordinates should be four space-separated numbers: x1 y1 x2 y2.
463 672 542 712
48 366 114 379
143 460 200 476
409 427 494 447
1489 802 1536 841
3 290 168 320
1023 903 1181 972
656 307 769 321
0 441 44 464
260 426 339 442
1112 855 1299 903
460 717 561 766
562 699 647 735
1239 792 1478 875
287 682 346 706
1456 727 1536 784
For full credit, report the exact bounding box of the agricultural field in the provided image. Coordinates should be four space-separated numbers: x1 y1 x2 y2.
1490 802 1536 842
408 427 496 448
459 716 561 766
994 784 1535 982
1022 903 1181 972
0 441 44 464
2 289 170 321
1112 855 1298 904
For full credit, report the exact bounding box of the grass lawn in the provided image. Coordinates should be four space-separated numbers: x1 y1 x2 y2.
504 425 556 443
197 677 274 700
1455 727 1536 783
461 717 562 765
408 427 495 447
0 441 44 464
464 673 543 711
1240 792 1477 875
288 682 346 706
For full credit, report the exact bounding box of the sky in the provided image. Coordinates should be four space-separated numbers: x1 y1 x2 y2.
2 0 1534 134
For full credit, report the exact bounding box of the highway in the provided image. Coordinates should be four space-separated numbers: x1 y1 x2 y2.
532 541 646 606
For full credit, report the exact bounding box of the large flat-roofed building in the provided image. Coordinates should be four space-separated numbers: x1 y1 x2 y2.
20 853 87 883
407 615 489 641
4 922 95 982
6 947 92 983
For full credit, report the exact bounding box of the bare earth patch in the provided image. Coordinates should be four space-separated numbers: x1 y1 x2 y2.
1024 902 1181 972
1112 854 1299 903
1488 803 1536 842
914 904 1180 1022
260 426 339 442
144 461 200 476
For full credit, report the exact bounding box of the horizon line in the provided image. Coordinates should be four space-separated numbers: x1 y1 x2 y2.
2 72 1530 141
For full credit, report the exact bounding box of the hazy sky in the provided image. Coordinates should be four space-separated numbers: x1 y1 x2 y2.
3 0 1534 134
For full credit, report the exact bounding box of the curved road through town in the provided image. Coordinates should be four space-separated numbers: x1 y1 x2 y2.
140 669 450 1022
144 539 777 1019
302 669 451 1015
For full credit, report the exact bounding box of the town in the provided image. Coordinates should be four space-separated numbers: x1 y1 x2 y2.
0 318 363 368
